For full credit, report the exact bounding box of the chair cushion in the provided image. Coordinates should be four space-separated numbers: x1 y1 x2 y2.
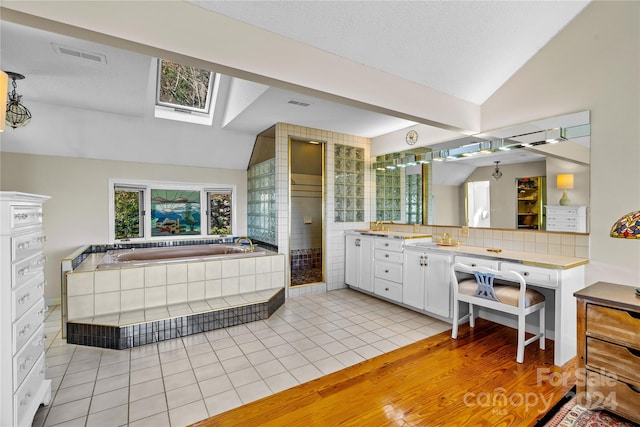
458 279 545 308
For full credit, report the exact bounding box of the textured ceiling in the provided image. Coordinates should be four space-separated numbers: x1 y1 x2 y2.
191 1 589 104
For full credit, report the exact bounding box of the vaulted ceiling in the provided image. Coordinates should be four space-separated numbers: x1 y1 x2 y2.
0 1 589 169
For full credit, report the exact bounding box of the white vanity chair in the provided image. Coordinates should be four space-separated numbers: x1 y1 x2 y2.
451 263 546 363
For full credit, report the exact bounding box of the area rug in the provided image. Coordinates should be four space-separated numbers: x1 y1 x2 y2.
536 387 638 427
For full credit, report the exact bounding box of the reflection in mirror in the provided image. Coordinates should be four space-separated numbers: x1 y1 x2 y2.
371 111 590 232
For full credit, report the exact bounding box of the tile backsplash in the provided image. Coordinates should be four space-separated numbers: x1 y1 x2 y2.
378 223 590 259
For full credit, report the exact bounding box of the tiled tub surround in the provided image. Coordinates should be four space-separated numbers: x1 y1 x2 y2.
67 288 285 350
62 242 286 348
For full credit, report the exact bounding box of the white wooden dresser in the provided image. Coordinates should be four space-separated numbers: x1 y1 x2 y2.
1 192 51 427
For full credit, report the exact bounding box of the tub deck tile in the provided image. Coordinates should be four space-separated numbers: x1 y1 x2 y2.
66 288 285 350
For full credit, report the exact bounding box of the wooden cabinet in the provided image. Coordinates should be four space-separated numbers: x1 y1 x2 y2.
575 282 640 424
403 248 452 319
345 233 374 292
1 192 51 427
517 176 545 230
545 205 587 232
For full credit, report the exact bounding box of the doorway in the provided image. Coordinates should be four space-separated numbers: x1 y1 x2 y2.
289 138 325 286
467 181 491 227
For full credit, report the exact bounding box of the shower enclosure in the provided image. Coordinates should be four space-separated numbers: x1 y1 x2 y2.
289 138 324 286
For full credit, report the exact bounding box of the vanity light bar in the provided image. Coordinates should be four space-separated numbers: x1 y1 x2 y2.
373 123 587 170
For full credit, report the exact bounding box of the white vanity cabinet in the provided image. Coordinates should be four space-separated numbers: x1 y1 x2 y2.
1 192 51 427
403 248 452 319
345 233 374 292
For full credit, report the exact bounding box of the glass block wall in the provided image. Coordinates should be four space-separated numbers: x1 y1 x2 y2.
375 153 401 222
405 172 422 224
334 144 365 222
247 158 276 244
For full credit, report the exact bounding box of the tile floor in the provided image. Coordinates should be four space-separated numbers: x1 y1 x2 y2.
33 288 450 427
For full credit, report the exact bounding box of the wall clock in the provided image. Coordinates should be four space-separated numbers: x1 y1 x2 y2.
406 130 418 145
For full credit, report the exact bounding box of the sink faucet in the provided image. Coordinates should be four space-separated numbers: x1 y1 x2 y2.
235 236 254 252
443 232 451 244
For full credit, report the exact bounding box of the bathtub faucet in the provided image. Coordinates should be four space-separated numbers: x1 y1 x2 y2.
235 236 254 252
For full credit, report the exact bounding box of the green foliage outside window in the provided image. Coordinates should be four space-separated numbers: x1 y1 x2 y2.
114 190 141 239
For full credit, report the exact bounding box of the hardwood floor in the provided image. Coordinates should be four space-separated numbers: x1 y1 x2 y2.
192 319 576 426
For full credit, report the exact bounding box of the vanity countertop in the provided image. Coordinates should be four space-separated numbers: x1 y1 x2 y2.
346 229 433 239
405 243 588 270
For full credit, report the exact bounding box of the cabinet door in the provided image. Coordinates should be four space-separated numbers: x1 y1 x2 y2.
345 235 359 287
424 253 451 318
345 234 373 292
403 251 425 310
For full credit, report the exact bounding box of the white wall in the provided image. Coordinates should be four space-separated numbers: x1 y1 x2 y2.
0 153 247 303
432 184 461 226
482 2 640 286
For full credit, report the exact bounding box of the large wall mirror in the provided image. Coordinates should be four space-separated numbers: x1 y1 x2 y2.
371 111 590 233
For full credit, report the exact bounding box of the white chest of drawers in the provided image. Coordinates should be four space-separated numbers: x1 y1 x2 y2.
546 205 587 232
1 192 51 427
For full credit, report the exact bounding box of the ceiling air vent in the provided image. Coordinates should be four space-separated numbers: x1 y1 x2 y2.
288 100 310 107
53 43 108 65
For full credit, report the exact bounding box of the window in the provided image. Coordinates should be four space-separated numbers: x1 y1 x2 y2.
208 190 232 235
154 59 218 126
150 189 201 236
114 185 144 239
110 179 235 242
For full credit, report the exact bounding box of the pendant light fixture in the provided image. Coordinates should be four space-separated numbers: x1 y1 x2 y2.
5 71 32 129
492 161 503 181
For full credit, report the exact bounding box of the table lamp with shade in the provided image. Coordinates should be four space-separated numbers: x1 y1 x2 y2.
557 173 574 206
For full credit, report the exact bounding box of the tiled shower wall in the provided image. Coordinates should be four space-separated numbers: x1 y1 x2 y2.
275 123 371 296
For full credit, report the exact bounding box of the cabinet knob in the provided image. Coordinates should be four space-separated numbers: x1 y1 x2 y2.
385 269 389 273
384 243 389 247
471 263 477 267
385 287 389 291
385 254 389 258
523 272 530 276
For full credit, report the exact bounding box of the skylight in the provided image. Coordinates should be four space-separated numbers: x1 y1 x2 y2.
154 59 218 125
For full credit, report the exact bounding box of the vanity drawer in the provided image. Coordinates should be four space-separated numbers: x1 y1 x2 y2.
13 274 45 321
587 304 640 348
500 262 558 288
374 261 403 283
585 370 640 423
587 337 640 383
13 325 45 388
375 249 403 263
374 278 403 303
454 256 499 270
374 238 403 252
13 300 46 354
12 231 46 263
